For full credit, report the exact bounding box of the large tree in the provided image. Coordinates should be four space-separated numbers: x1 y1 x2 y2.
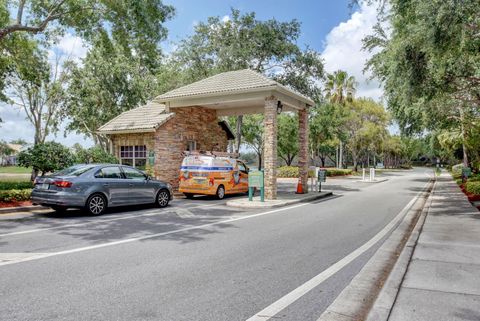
364 0 480 167
173 8 324 153
62 34 177 149
0 0 175 99
323 70 358 168
7 44 64 146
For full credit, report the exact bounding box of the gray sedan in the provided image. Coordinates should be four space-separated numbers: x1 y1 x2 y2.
31 164 173 215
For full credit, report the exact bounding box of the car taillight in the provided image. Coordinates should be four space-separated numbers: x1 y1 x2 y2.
54 180 72 188
209 177 214 186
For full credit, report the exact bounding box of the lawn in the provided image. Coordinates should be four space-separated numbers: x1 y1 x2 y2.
0 166 32 174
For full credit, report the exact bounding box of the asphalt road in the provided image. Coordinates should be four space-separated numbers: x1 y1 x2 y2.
0 168 432 321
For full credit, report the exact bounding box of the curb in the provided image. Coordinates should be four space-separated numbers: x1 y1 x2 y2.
365 181 434 321
0 205 49 215
226 192 333 209
317 179 434 321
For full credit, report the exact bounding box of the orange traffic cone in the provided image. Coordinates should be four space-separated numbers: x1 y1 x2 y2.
295 178 304 194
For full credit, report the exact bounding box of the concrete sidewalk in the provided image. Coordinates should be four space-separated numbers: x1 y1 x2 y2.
387 174 480 321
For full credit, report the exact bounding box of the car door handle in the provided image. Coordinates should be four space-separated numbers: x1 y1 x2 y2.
103 183 109 187
129 183 134 187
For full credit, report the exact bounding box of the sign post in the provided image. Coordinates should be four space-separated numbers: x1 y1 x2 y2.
248 170 264 202
318 169 326 192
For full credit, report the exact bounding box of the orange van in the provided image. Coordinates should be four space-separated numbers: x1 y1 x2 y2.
179 153 249 199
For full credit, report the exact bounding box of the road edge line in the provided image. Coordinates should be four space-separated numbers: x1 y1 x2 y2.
316 179 435 321
245 179 432 321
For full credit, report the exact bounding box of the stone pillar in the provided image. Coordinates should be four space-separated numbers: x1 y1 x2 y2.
298 107 309 193
264 96 278 200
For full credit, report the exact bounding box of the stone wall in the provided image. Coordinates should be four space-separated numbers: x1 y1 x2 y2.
108 107 229 190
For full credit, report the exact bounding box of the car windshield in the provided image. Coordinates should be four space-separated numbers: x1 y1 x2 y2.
52 165 97 177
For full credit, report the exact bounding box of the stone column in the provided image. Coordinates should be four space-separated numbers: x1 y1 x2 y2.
298 107 309 193
264 96 278 199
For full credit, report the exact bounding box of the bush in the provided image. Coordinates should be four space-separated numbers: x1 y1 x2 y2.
277 166 352 178
278 166 299 178
74 145 118 164
325 168 352 176
465 181 480 195
451 163 465 179
0 189 31 202
18 142 75 175
0 181 33 190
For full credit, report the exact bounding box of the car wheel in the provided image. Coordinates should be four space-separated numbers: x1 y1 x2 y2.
51 205 67 213
157 189 170 208
86 193 107 216
184 193 194 199
216 185 225 200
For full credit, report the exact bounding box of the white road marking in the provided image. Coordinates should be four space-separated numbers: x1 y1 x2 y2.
0 202 311 267
0 252 48 264
245 180 431 321
0 202 226 238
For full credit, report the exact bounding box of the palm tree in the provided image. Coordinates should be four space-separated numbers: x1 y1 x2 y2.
324 70 357 105
323 70 357 168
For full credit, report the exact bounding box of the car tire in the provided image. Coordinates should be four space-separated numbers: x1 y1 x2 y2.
51 205 67 213
216 185 225 200
184 193 194 199
86 193 107 216
156 189 170 208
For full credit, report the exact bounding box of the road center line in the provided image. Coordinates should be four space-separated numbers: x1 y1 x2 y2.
0 201 227 238
245 180 431 321
0 201 313 267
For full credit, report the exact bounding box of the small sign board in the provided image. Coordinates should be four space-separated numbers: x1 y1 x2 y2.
248 170 264 188
148 151 155 166
318 169 327 182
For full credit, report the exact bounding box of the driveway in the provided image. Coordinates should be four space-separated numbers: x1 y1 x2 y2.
0 168 432 321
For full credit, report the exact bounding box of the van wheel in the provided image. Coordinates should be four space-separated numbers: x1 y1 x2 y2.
86 193 107 216
184 193 194 199
216 185 225 200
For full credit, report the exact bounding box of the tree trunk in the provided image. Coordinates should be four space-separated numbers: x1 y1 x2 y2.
235 115 243 154
320 156 325 167
459 109 469 168
338 141 343 169
257 153 262 170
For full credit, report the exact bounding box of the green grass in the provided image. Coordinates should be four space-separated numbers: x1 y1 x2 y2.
0 166 32 174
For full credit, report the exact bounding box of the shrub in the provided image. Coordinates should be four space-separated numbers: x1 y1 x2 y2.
0 181 33 190
325 168 352 176
277 166 352 178
278 166 299 178
18 142 75 175
465 181 480 195
451 163 465 179
0 189 31 202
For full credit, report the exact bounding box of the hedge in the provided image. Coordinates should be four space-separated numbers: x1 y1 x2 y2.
277 166 352 178
465 181 480 195
0 189 32 202
0 181 33 190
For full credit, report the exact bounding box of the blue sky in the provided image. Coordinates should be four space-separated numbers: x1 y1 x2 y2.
162 0 353 52
1 1 384 147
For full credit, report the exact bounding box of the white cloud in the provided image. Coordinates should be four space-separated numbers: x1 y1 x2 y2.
221 15 231 23
0 103 93 147
56 33 88 61
322 3 384 101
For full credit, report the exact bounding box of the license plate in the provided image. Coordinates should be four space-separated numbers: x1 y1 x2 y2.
37 183 50 190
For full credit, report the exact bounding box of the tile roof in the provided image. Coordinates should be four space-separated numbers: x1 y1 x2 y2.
154 69 314 105
97 102 174 134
